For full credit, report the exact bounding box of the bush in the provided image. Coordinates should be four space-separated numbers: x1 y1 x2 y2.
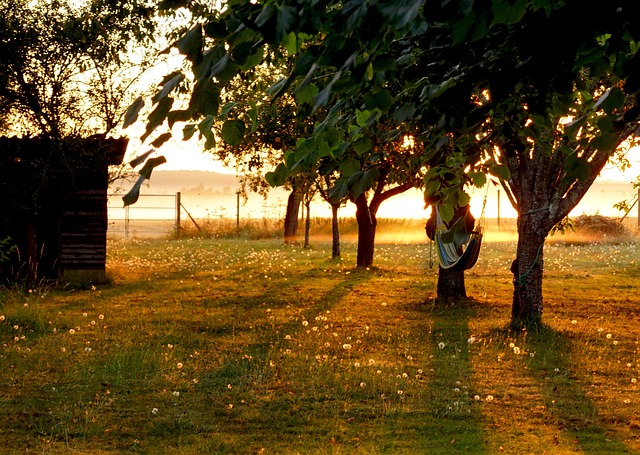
572 214 630 238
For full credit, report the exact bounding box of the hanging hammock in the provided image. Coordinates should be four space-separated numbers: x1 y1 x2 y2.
434 206 483 272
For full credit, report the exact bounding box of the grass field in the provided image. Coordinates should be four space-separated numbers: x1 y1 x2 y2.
1 233 640 454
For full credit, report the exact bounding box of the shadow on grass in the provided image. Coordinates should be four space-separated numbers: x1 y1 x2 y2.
522 326 635 454
415 298 488 454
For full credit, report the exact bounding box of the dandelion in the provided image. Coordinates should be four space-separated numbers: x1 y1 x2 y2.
0 315 5 321
397 390 404 395
354 362 360 368
513 347 521 355
606 333 612 339
69 329 75 334
368 359 375 365
381 302 387 307
571 320 577 324
402 372 408 378
227 404 233 410
167 344 173 349
90 320 96 326
376 370 382 375
474 395 481 401
417 369 423 375
284 334 292 340
438 342 445 349
468 336 476 344
13 325 19 330
486 395 494 402
177 362 183 369
227 384 233 389
554 368 560 373
632 378 637 384
84 347 92 353
360 382 366 388
454 388 460 393
509 342 515 348
302 320 308 326
152 408 159 415
172 391 180 397
82 313 88 317
98 314 104 320
613 340 619 345
627 363 633 368
342 344 352 350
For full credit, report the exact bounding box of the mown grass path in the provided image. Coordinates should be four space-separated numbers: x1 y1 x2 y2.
0 238 639 454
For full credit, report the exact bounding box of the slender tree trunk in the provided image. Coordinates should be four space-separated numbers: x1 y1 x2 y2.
303 198 311 249
437 267 466 301
330 203 340 259
511 216 547 329
354 194 376 267
283 190 301 244
26 220 38 284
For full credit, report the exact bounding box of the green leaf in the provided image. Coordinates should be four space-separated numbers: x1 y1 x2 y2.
340 158 361 176
138 156 167 180
151 132 172 148
352 137 371 156
219 102 238 120
378 0 422 29
489 164 511 181
590 133 619 153
364 89 394 111
393 103 416 124
598 87 624 114
276 5 297 43
122 175 146 207
491 0 528 26
221 119 246 146
152 73 184 104
174 24 202 62
295 83 319 105
143 97 173 142
241 46 264 70
123 96 144 128
467 170 487 188
565 154 591 182
189 78 220 117
329 181 349 203
265 163 288 187
438 204 454 224
182 124 198 141
167 110 191 129
198 116 215 149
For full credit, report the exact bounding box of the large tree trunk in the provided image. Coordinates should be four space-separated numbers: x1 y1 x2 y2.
283 190 301 244
330 203 340 259
511 216 547 329
437 267 466 301
354 194 376 267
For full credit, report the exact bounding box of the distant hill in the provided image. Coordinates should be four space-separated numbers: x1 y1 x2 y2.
144 170 241 194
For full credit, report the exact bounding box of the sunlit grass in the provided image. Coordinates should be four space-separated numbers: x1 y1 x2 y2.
0 234 639 453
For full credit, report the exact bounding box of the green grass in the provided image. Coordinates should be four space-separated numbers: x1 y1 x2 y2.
0 234 639 454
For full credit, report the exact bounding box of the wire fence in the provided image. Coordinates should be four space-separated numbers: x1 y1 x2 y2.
107 193 179 239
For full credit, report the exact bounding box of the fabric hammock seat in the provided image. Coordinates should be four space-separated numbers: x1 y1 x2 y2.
434 206 483 272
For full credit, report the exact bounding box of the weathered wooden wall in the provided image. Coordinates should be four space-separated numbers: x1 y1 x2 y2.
0 136 126 283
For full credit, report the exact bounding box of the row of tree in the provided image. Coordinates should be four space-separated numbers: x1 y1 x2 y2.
130 0 640 330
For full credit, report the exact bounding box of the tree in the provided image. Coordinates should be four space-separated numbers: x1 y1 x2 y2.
139 0 640 328
431 1 640 328
0 0 157 281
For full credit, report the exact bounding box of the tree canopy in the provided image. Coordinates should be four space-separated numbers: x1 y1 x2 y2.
134 0 640 328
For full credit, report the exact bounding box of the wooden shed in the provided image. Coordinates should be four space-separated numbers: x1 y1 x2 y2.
0 136 127 284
